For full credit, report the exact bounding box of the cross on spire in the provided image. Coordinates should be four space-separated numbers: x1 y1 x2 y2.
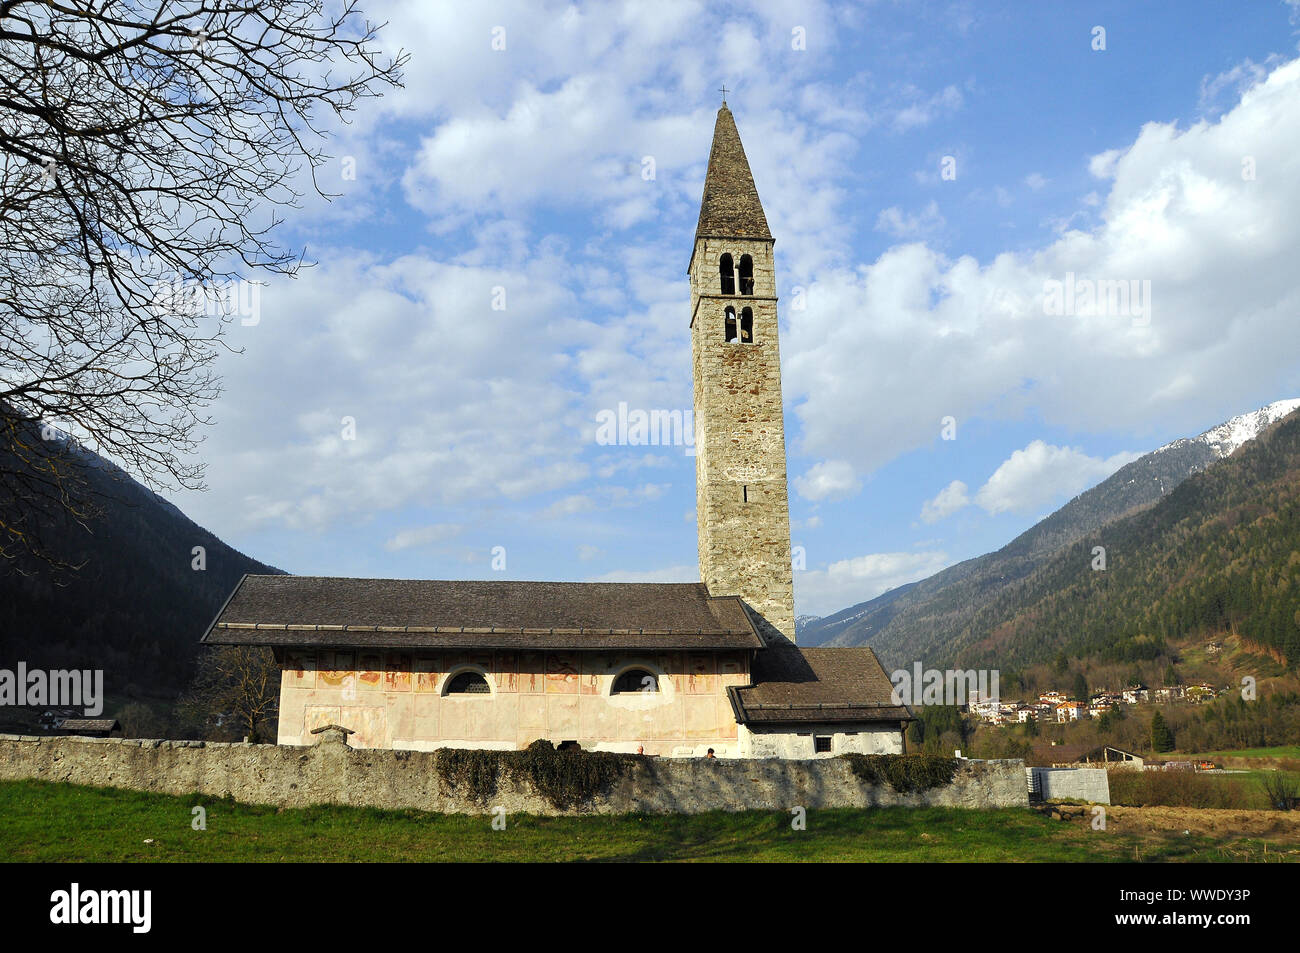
719 83 728 104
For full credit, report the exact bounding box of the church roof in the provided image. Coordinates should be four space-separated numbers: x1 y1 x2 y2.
695 105 772 241
202 575 765 651
727 645 913 725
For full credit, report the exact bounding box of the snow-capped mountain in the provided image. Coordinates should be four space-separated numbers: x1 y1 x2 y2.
794 614 822 639
1158 398 1300 458
802 397 1300 662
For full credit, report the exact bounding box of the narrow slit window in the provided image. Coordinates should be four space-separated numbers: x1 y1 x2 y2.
724 306 737 342
740 307 753 343
738 254 754 295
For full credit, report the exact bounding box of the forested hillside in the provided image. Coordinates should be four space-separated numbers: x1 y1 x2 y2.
1 418 279 701
803 431 1222 659
951 410 1300 671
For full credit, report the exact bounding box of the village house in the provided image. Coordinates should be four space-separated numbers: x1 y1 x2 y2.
1055 700 1087 722
203 104 913 759
1121 685 1150 704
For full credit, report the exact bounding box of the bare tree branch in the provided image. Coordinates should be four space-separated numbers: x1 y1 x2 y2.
0 0 405 565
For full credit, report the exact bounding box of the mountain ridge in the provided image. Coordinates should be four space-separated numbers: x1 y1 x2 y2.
1 418 280 703
801 399 1300 668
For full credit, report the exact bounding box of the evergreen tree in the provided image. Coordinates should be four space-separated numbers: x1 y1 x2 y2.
1150 710 1174 752
907 719 925 746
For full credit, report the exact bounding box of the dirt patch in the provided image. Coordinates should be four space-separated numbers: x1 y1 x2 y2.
1106 806 1300 840
1100 806 1300 842
1035 804 1300 860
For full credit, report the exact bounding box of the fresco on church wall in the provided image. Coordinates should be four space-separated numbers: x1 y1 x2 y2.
318 652 356 698
383 653 411 691
277 649 752 755
303 705 341 735
284 650 315 688
518 652 545 693
493 652 519 693
414 655 440 693
358 653 383 691
686 653 715 694
545 653 579 693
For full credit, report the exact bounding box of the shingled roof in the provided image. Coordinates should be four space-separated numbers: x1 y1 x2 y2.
728 645 913 725
695 105 772 241
57 718 121 735
202 575 764 651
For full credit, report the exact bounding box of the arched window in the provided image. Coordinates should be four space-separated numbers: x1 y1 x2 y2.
724 306 737 342
740 307 754 343
738 255 754 295
444 671 490 695
719 253 735 295
612 669 659 694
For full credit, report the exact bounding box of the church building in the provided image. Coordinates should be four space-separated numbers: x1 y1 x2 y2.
202 104 911 758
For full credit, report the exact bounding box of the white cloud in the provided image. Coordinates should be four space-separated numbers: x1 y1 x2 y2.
894 84 964 131
536 483 672 521
875 200 946 239
795 550 950 617
168 244 594 534
1087 148 1123 180
920 480 971 523
973 441 1140 515
539 495 597 520
1025 172 1048 190
587 564 698 583
384 523 463 552
786 58 1300 477
794 459 861 502
918 444 1140 523
1199 57 1281 115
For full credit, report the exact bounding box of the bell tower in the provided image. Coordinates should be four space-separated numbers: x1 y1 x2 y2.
689 104 795 643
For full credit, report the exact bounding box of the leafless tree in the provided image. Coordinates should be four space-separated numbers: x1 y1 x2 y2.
0 1 405 565
177 644 279 742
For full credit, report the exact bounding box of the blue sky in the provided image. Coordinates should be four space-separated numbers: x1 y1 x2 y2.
165 0 1300 617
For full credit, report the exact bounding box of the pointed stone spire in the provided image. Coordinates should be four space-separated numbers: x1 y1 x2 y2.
695 105 772 241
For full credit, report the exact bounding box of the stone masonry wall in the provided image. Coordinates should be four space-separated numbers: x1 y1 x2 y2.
0 733 1029 816
691 236 795 642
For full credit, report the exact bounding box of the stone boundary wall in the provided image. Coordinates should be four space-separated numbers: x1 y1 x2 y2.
0 733 1028 815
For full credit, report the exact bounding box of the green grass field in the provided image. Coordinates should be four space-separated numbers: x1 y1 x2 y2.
0 780 1293 862
1186 746 1300 761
